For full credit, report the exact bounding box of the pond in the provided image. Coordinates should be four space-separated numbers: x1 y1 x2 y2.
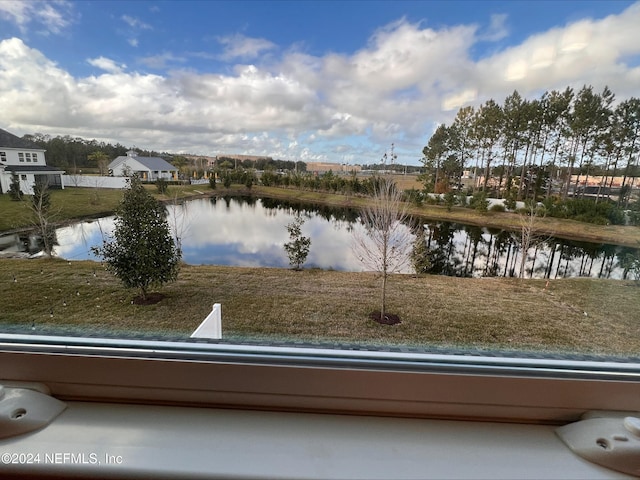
2 196 638 279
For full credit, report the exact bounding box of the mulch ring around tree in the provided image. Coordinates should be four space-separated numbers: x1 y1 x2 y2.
132 293 166 305
369 311 401 325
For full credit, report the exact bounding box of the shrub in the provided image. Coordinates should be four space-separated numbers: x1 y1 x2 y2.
403 188 424 206
443 191 456 211
503 189 517 211
155 178 169 194
8 174 22 201
260 170 279 187
628 200 640 226
456 191 468 207
469 191 489 213
223 174 232 188
489 203 506 212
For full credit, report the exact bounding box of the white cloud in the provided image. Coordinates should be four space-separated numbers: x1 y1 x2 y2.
217 34 276 61
1 3 639 165
474 2 640 100
0 0 72 35
120 14 152 48
138 52 185 70
481 13 509 42
87 56 126 74
122 14 152 30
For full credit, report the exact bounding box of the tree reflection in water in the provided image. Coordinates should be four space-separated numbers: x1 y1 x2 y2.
4 196 637 279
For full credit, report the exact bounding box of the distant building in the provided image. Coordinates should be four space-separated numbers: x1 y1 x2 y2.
306 162 361 174
0 128 65 195
108 151 178 180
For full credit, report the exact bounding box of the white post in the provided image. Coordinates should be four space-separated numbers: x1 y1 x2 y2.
190 303 222 340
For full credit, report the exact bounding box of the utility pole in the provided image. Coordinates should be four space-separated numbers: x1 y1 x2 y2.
381 143 397 173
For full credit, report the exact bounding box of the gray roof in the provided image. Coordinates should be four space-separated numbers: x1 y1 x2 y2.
0 129 43 150
4 165 65 173
110 155 177 171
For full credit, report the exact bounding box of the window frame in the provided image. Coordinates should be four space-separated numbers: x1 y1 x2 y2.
1 333 638 424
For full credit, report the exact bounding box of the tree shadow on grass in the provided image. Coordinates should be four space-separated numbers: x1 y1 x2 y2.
132 292 166 305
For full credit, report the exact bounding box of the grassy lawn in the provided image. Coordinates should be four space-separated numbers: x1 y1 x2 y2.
0 184 211 232
1 258 639 357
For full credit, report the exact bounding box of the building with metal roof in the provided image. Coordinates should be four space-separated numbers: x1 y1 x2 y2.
108 151 178 181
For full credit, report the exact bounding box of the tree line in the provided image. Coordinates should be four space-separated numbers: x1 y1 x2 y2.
421 85 640 206
21 134 308 176
24 133 138 171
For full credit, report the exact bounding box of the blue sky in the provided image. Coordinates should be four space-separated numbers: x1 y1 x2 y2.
0 1 638 165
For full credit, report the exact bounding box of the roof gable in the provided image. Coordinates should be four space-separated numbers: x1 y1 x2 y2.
136 157 177 171
0 129 44 150
109 155 176 171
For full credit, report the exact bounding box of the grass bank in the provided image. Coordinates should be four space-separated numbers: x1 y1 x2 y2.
2 258 639 357
252 186 640 248
0 183 213 233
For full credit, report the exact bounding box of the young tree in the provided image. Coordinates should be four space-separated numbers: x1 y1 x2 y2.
352 177 413 324
8 174 22 201
92 176 180 301
29 179 56 257
283 213 311 270
516 202 549 278
88 151 110 175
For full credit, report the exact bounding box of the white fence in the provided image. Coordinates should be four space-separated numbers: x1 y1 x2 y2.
63 175 128 189
190 179 209 185
190 304 222 340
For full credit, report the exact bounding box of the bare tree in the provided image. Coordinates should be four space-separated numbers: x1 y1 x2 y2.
517 202 551 278
28 180 57 257
91 175 107 205
352 176 413 324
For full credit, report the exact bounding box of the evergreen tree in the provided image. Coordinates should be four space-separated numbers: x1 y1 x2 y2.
283 213 311 270
8 174 22 201
92 176 180 300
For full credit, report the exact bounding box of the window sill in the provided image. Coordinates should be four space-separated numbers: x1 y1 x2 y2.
0 401 634 479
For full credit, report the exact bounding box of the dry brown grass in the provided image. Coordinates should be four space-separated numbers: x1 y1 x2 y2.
2 258 639 356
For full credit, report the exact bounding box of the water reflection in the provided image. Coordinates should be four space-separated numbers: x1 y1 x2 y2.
417 221 637 279
2 196 637 279
47 197 370 271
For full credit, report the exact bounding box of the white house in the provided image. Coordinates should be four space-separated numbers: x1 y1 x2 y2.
0 128 65 195
109 151 178 181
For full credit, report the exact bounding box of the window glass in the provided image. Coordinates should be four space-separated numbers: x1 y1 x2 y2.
0 1 638 365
